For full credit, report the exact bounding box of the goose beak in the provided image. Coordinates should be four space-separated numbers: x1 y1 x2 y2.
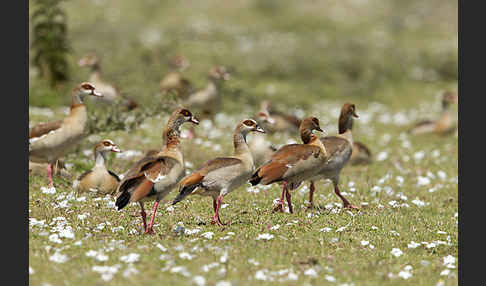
316 126 324 132
190 116 200 125
91 89 103 97
256 126 266 133
111 145 121 153
352 111 359 118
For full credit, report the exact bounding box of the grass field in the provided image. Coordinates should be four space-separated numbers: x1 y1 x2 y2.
29 0 458 285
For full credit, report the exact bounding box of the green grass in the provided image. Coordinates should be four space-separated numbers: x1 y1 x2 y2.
29 0 457 285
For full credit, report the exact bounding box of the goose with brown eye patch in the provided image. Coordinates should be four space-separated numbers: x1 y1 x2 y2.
78 53 138 110
172 118 265 227
249 116 328 214
408 90 458 136
29 82 102 188
305 103 361 210
77 140 122 196
115 108 199 235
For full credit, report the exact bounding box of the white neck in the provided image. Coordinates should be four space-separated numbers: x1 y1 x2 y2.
94 151 107 168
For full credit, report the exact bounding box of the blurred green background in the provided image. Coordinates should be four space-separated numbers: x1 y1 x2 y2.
29 0 457 111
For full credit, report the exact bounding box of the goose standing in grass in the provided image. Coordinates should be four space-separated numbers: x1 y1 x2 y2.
172 119 265 227
77 139 122 195
29 82 102 187
257 100 301 135
185 66 230 118
250 109 278 168
115 108 199 234
79 54 138 110
306 103 360 210
159 55 193 100
408 91 458 136
249 117 328 214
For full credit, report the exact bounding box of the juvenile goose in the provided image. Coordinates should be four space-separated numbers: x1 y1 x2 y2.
159 55 193 99
29 82 102 187
408 91 458 136
185 66 230 118
172 119 265 227
79 54 138 110
115 108 199 234
249 117 328 214
77 140 121 195
256 101 301 134
306 103 360 210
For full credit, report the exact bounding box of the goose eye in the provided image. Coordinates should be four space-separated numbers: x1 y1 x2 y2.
243 120 255 126
312 118 319 125
103 142 111 147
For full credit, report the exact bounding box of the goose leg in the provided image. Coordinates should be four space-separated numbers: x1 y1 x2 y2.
212 195 226 227
139 202 147 233
273 182 287 212
285 187 293 214
145 200 160 234
47 164 54 187
334 184 358 209
307 181 315 210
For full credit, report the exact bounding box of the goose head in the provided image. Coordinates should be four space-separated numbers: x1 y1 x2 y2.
208 66 230 81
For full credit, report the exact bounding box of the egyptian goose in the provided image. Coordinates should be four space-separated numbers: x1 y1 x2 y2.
249 111 277 168
78 54 138 110
349 141 372 166
29 82 103 187
159 55 193 99
306 103 360 210
249 117 328 214
408 91 458 135
256 101 301 134
115 108 199 234
185 66 230 118
172 119 265 227
77 139 121 195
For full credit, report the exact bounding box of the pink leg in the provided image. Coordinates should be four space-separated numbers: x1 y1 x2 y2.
285 188 293 214
334 184 358 210
212 195 226 227
307 181 315 210
273 182 287 212
145 200 160 234
47 164 54 187
139 202 147 232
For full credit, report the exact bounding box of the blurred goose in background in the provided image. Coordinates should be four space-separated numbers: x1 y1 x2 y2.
172 119 265 227
159 55 193 99
29 82 102 187
79 54 138 110
250 117 328 214
77 139 121 195
408 90 458 136
256 100 301 135
307 103 360 210
185 66 230 118
115 108 199 234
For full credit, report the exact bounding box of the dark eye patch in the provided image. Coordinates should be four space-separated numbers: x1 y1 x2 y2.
82 83 94 90
311 117 319 126
243 120 255 126
180 109 191 116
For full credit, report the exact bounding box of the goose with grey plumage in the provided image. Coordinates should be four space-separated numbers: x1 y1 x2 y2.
172 119 265 227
